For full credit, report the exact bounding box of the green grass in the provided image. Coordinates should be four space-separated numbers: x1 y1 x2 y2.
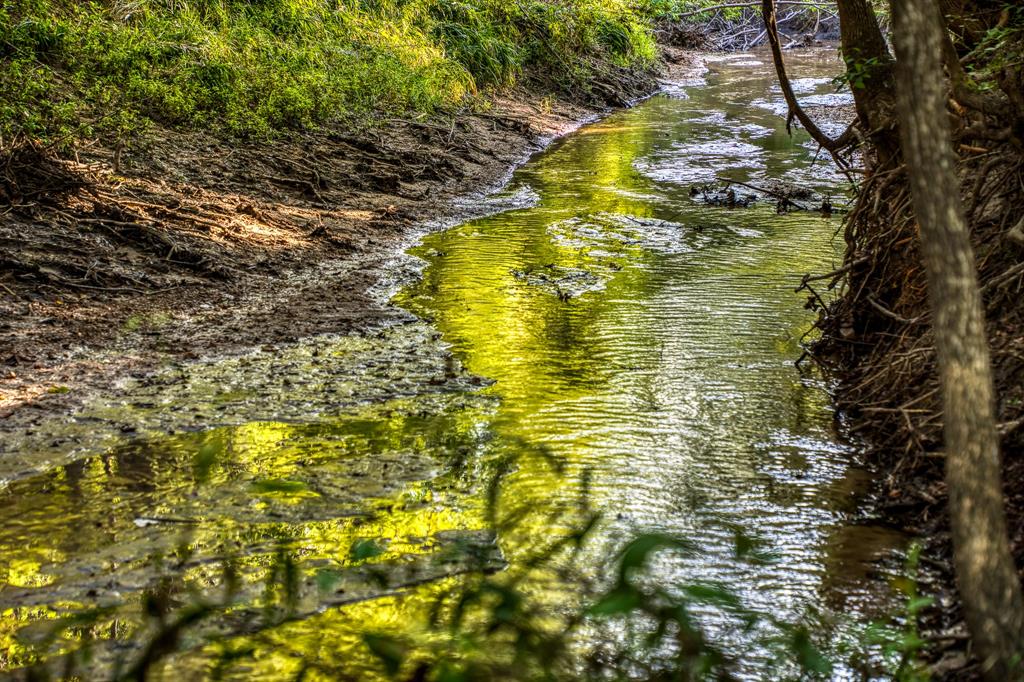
0 0 658 144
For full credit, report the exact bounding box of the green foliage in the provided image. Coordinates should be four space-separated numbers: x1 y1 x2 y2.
641 0 747 23
347 528 936 681
428 0 524 87
0 0 656 144
854 544 933 681
350 538 386 562
22 458 933 680
251 478 312 494
834 52 882 90
961 4 1024 85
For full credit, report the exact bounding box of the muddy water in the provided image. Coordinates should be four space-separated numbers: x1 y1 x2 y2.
0 51 904 677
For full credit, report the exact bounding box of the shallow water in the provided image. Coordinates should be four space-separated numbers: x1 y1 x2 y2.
0 50 903 677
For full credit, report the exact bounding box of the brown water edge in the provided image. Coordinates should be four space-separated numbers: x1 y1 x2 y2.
0 49 910 678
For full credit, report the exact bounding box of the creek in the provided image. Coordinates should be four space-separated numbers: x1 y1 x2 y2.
0 50 905 678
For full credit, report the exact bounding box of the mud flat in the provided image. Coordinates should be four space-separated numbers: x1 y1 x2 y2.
1 49 698 434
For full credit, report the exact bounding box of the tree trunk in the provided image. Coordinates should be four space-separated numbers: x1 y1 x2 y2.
891 0 1024 677
836 0 899 165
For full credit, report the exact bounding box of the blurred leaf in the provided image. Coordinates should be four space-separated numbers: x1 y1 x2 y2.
251 478 310 494
350 538 384 562
891 576 914 595
682 582 743 610
193 440 221 483
788 626 833 676
363 633 408 675
730 525 781 565
906 596 934 615
589 585 641 616
616 533 696 581
315 568 343 593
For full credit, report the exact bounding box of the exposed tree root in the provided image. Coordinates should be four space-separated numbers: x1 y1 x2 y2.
0 138 96 205
806 95 1024 678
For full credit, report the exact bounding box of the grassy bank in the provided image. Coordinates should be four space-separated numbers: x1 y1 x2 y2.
0 0 663 144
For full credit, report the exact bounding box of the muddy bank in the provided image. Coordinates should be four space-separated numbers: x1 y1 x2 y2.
0 49 694 437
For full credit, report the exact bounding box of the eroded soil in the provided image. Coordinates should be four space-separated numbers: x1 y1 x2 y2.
0 77 664 436
1 50 702 439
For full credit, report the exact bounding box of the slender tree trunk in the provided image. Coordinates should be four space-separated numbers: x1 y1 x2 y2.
891 0 1024 677
836 0 899 164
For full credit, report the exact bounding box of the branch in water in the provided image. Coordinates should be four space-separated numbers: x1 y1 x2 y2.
761 0 853 160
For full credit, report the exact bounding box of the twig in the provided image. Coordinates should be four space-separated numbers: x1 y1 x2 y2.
982 261 1024 293
866 295 925 325
678 1 834 18
798 255 869 286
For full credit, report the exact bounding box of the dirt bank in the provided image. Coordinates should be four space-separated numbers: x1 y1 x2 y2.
0 48 695 440
807 69 1024 681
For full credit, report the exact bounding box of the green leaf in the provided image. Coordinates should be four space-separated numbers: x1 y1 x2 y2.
907 596 934 614
730 526 780 565
350 538 384 562
616 533 696 581
588 585 642 616
193 440 221 483
682 583 742 610
251 478 310 494
315 568 343 593
362 633 407 675
788 626 833 676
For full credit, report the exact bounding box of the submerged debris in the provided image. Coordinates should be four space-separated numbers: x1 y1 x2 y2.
511 263 604 301
690 178 839 216
689 183 757 208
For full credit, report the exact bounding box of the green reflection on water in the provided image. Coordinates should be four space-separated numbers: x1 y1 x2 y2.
0 394 497 672
396 54 852 537
0 50 905 678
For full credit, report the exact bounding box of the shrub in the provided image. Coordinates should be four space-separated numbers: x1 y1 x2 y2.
0 0 658 144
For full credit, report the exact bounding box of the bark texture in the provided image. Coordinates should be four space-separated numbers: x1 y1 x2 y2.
891 0 1024 677
837 0 899 163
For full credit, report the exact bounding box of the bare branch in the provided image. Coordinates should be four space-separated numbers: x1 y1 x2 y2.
761 0 852 160
678 1 834 18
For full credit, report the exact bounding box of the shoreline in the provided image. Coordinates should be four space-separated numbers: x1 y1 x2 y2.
0 49 699 449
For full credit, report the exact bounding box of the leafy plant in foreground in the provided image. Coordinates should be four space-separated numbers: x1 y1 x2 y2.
20 458 931 681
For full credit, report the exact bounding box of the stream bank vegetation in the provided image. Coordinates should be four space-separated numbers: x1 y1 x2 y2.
0 0 659 144
767 0 1024 677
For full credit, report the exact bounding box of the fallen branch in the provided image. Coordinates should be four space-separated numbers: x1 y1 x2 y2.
760 0 854 160
718 176 809 210
678 0 834 18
